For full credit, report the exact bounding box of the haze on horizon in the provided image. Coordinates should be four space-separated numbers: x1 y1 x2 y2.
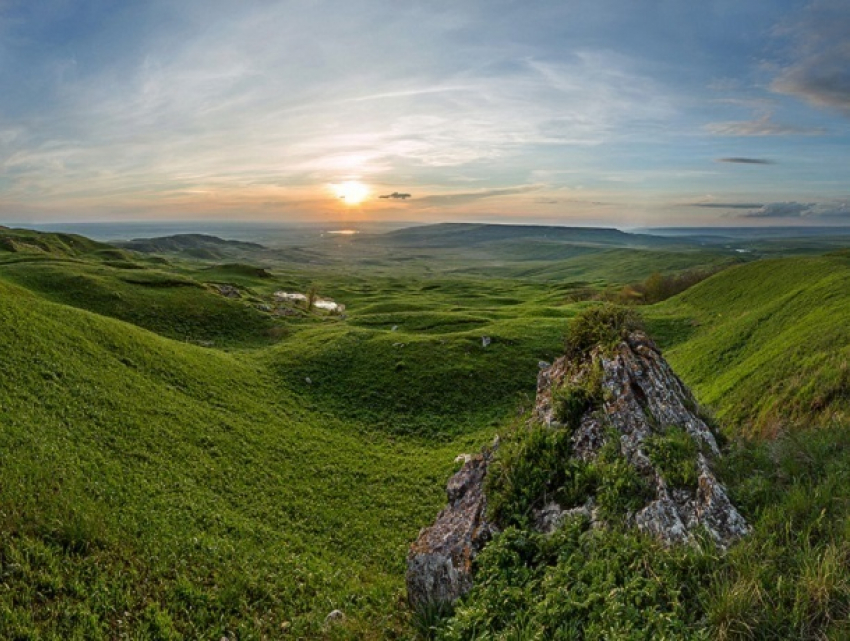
1 0 849 228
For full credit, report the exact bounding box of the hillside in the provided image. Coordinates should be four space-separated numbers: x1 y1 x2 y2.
0 276 485 638
117 234 265 261
649 252 850 435
2 226 850 638
361 223 686 249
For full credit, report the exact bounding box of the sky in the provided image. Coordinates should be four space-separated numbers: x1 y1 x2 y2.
1 0 849 227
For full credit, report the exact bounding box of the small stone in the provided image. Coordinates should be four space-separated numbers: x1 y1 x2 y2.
538 360 551 369
324 609 345 625
391 325 399 331
481 336 491 348
305 377 312 384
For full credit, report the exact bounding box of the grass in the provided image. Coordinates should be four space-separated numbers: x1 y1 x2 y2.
648 254 850 436
2 225 850 638
437 420 850 640
0 277 490 638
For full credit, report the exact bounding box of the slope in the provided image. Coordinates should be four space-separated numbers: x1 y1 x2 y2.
0 231 282 347
648 251 850 435
0 278 478 639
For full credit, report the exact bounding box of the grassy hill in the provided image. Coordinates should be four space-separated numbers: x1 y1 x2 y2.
0 275 493 638
117 234 265 261
361 223 686 249
648 252 850 436
3 225 850 638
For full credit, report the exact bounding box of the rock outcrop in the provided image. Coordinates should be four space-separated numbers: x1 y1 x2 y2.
407 329 748 607
535 330 748 547
406 451 497 609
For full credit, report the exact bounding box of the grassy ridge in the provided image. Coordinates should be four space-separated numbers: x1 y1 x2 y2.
650 253 850 435
0 261 280 347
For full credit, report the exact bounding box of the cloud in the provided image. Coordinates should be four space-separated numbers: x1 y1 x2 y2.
732 200 850 219
716 157 775 165
379 192 411 199
771 2 850 118
809 201 850 218
738 202 813 218
690 202 764 209
705 113 826 136
414 185 543 207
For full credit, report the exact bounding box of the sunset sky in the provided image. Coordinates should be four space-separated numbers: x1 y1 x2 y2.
1 0 848 227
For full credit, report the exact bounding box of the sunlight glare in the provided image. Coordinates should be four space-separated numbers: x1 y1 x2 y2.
332 180 370 205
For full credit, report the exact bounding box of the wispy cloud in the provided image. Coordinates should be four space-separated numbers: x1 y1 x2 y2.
716 158 775 165
0 1 848 224
0 4 675 218
738 202 813 217
413 185 544 207
771 1 850 118
705 113 825 136
734 200 850 219
690 202 764 209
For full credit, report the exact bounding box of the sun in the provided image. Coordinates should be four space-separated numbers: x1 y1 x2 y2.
332 180 370 205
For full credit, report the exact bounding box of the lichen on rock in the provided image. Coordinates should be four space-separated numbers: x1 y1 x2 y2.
535 330 748 548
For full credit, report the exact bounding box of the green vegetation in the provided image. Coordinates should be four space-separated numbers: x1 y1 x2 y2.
441 521 714 640
0 276 472 638
649 254 850 435
485 422 578 528
645 426 700 490
1 224 850 638
440 422 850 640
564 303 643 358
485 422 651 531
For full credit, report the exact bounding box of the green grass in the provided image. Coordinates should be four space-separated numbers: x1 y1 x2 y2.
0 261 281 347
439 420 850 640
0 277 489 638
648 254 850 435
2 225 850 638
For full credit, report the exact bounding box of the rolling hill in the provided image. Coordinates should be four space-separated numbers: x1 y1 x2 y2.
2 225 850 638
649 251 850 435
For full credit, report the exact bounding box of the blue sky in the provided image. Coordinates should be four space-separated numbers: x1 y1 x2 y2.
1 0 848 226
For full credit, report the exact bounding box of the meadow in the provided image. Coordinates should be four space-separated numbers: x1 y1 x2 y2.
1 223 849 639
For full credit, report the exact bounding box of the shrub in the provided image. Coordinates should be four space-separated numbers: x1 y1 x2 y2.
552 384 596 429
485 422 576 527
551 360 604 429
564 304 643 359
441 522 716 640
592 434 654 520
645 426 700 490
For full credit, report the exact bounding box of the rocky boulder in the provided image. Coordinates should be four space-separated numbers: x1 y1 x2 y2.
406 451 497 609
535 329 748 547
407 327 748 608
